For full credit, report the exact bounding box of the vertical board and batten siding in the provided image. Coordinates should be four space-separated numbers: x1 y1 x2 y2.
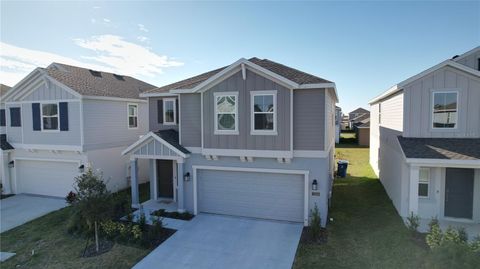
203 70 291 151
83 99 148 150
293 89 325 150
148 97 179 132
403 66 480 138
455 51 480 71
22 82 78 101
0 104 5 135
180 93 201 147
132 138 180 157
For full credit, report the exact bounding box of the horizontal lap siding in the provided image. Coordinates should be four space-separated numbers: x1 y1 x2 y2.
293 89 325 150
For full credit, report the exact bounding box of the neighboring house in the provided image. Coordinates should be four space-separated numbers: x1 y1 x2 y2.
1 84 13 192
340 115 349 130
335 106 342 144
369 47 480 234
356 120 370 146
348 107 369 121
349 109 370 129
122 57 338 227
0 63 154 197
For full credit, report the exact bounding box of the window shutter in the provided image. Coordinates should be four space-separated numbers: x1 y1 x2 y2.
0 109 5 126
10 107 21 127
176 99 179 124
32 103 41 131
59 102 69 131
158 100 163 123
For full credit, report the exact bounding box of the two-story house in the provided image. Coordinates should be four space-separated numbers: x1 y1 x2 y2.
122 57 338 226
369 47 480 235
0 63 153 197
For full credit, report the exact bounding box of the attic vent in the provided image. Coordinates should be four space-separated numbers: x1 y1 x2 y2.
113 74 125 81
452 55 459 59
89 70 102 77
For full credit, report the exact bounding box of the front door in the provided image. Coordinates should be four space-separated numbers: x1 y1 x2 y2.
444 168 474 219
157 160 173 198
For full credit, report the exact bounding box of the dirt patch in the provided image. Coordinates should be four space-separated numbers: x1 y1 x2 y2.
151 209 194 221
82 240 114 258
300 227 328 245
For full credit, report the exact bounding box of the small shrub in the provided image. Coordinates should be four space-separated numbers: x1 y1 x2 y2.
309 204 322 241
100 220 119 239
406 212 420 233
138 211 147 230
443 226 467 245
470 235 480 252
426 223 443 249
65 191 77 204
132 225 142 240
428 217 439 232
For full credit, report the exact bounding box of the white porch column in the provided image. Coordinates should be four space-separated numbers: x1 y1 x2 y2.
177 158 185 212
130 158 140 208
1 151 12 194
149 159 156 201
409 165 420 215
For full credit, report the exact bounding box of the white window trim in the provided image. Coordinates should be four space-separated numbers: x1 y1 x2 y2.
214 92 239 135
162 98 177 125
250 90 277 135
431 90 459 130
418 167 430 199
41 101 60 132
127 103 138 129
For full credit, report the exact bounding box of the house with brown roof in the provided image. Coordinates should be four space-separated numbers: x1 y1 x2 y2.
122 57 338 227
0 63 156 196
369 46 480 237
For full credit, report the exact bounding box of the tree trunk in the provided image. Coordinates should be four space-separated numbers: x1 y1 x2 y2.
95 221 99 252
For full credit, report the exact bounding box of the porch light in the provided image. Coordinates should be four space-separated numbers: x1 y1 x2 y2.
184 172 191 182
312 179 318 191
8 161 14 168
78 164 85 173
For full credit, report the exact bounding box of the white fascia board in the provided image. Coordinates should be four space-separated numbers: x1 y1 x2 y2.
121 132 155 155
11 143 83 152
2 68 43 101
140 92 179 98
243 61 299 89
121 131 187 158
202 148 293 158
296 83 336 89
82 95 147 103
452 46 480 62
406 158 480 168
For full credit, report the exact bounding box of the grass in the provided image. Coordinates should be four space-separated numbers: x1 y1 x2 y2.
0 183 151 269
340 132 356 139
294 146 429 269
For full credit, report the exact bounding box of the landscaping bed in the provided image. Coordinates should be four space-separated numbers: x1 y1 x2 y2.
151 209 194 221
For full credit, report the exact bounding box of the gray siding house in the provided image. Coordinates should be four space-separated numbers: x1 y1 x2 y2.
122 57 338 226
369 47 480 236
0 63 154 197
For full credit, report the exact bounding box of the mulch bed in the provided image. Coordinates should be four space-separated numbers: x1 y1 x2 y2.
151 209 194 221
300 227 328 245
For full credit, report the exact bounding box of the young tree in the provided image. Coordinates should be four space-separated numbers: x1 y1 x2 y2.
69 167 112 252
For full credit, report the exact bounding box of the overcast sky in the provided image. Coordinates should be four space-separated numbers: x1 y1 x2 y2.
1 1 478 113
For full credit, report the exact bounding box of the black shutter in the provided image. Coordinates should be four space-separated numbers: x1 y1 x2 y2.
158 100 163 123
176 99 179 124
59 102 69 131
32 103 41 131
10 107 21 127
0 109 5 126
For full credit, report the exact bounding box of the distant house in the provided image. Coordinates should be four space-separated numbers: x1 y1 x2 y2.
348 107 369 120
349 109 370 130
335 106 342 143
356 120 370 146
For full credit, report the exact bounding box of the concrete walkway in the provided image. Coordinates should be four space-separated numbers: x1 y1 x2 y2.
133 214 303 269
1 194 66 233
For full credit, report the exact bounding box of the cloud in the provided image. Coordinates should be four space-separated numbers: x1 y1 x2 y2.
91 18 96 24
138 24 149 32
93 6 101 9
103 18 110 23
137 36 149 42
0 35 183 86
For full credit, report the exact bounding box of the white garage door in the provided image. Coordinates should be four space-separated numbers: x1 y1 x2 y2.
197 169 305 223
17 160 79 197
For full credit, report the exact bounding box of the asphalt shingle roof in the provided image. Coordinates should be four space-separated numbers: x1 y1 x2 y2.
144 57 332 94
154 129 190 155
397 137 480 160
45 63 156 99
0 134 14 151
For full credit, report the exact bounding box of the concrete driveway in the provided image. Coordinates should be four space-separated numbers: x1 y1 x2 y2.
133 214 303 269
1 194 66 233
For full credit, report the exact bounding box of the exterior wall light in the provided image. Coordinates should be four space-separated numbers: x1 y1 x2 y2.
184 172 191 182
312 179 318 191
78 164 85 173
8 160 14 168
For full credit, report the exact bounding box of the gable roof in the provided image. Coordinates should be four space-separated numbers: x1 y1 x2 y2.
121 129 189 158
349 107 369 115
155 129 190 155
370 48 480 105
0 84 11 99
142 57 337 101
398 137 480 161
452 46 480 62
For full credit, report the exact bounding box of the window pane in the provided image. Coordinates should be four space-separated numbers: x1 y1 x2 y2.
217 114 235 130
418 183 429 197
129 117 137 128
433 93 457 128
129 105 137 116
419 168 429 181
43 117 58 130
254 95 274 112
42 104 58 116
254 114 274 130
165 110 174 122
217 96 236 113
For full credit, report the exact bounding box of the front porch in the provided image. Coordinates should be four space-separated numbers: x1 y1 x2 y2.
141 198 178 213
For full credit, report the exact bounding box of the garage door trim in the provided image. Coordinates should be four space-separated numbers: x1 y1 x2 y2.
14 157 82 196
192 165 309 226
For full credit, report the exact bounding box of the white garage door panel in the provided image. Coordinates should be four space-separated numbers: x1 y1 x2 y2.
198 170 304 222
17 160 78 197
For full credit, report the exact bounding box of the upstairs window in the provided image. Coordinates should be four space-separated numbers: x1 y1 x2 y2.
214 92 238 134
0 109 5 126
128 104 138 129
163 98 176 125
251 91 276 135
477 58 480 71
418 168 430 198
41 103 58 131
432 92 458 129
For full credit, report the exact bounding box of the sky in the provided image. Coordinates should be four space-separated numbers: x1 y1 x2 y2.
1 1 479 113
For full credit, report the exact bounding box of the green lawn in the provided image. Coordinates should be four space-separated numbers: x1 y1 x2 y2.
0 183 151 269
294 146 428 268
340 132 356 139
